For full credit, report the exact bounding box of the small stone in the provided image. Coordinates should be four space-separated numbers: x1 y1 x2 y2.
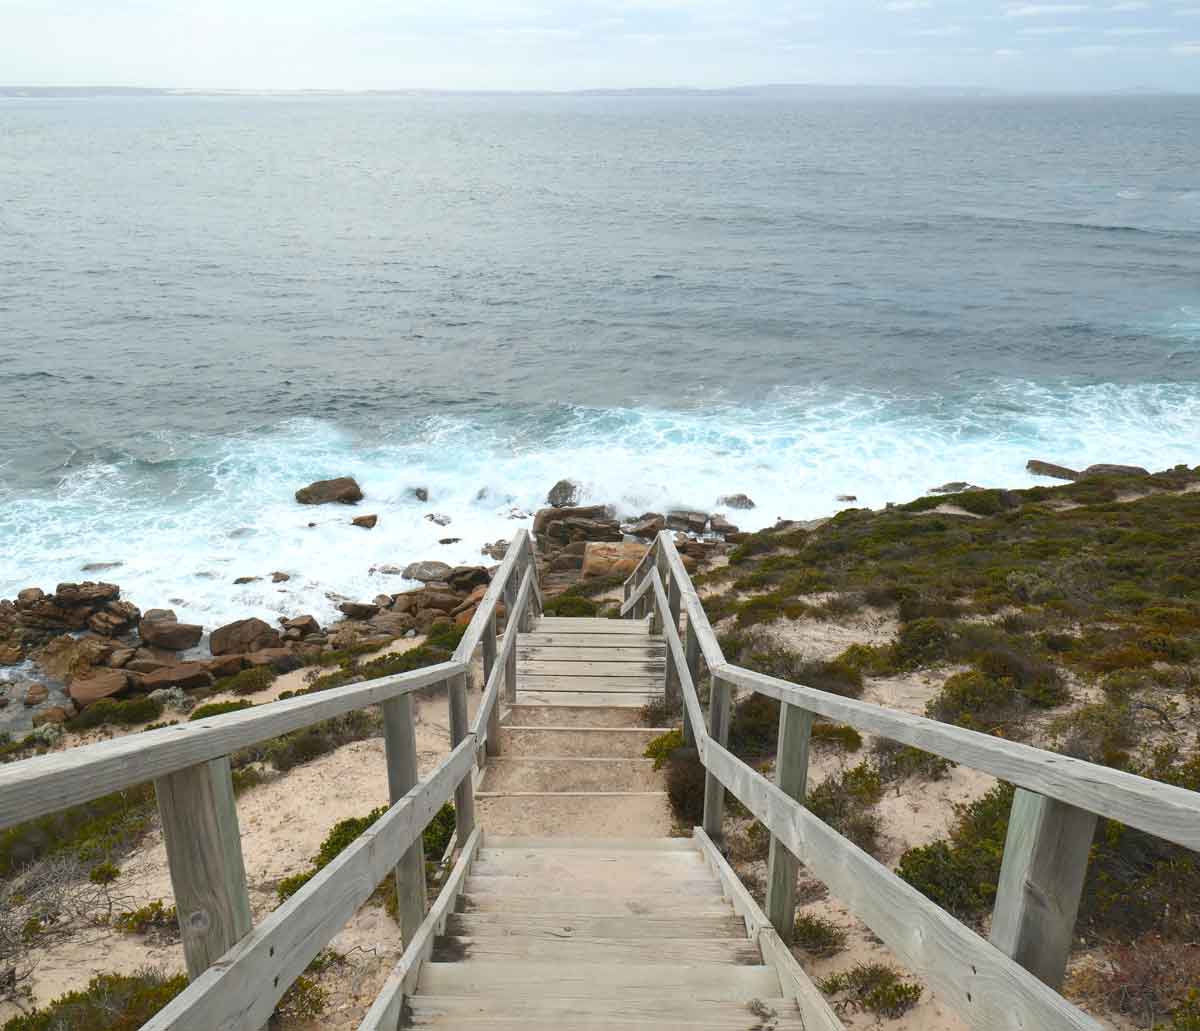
32 707 69 727
295 477 363 505
439 537 462 545
233 576 261 585
716 493 756 510
352 514 379 529
409 487 429 502
547 479 581 508
23 682 49 707
425 513 452 527
272 572 291 583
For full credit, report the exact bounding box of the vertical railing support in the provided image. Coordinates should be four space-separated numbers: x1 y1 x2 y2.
702 674 732 838
765 702 814 941
482 612 500 757
502 571 519 703
382 694 427 945
664 572 682 711
155 756 253 979
990 788 1097 990
448 671 476 841
681 620 701 746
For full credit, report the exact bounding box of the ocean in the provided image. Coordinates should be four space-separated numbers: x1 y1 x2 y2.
1 92 1198 630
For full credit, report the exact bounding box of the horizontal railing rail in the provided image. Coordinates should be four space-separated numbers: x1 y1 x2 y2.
0 528 541 1031
624 530 1200 1031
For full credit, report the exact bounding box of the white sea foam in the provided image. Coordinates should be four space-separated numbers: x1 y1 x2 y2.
1 381 1198 632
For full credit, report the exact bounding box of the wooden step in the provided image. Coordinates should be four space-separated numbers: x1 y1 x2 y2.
433 935 761 965
458 893 735 917
475 846 705 869
518 646 666 662
503 705 652 728
519 660 666 677
416 960 783 1000
518 633 660 648
476 794 672 837
533 618 649 635
444 913 746 940
478 758 661 793
406 996 809 1030
465 874 721 898
483 836 696 851
519 675 663 692
503 726 664 758
515 690 660 708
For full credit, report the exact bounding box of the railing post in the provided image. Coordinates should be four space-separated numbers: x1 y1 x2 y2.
482 613 501 758
448 671 476 841
990 788 1097 990
664 573 682 711
703 674 732 838
765 703 814 941
382 694 427 945
681 621 700 746
502 572 519 703
155 756 253 980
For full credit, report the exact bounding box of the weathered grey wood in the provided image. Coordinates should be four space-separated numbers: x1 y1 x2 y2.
518 632 656 648
653 583 707 750
518 645 665 661
990 789 1098 990
519 660 666 676
448 672 476 843
482 614 500 758
452 531 529 665
720 663 1200 852
357 826 482 1031
657 534 724 670
155 757 253 980
665 571 682 709
383 694 427 946
701 739 1103 1031
0 659 459 831
532 618 648 634
502 567 519 649
703 674 732 838
618 572 656 617
693 828 844 1031
765 703 813 942
682 620 701 747
144 736 478 1031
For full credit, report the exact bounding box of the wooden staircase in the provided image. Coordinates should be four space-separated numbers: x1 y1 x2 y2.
406 836 811 1029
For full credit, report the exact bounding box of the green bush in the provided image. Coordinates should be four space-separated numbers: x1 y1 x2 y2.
542 595 597 618
806 763 884 855
0 970 188 1031
643 729 684 770
792 914 848 957
114 899 177 935
67 696 164 731
817 963 922 1019
810 723 863 752
926 670 1026 735
664 749 706 827
88 861 120 884
873 739 953 782
189 700 253 721
727 693 780 758
423 801 456 859
893 618 955 668
216 666 277 696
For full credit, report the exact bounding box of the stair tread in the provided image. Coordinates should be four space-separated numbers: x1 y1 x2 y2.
465 874 721 897
458 893 735 917
433 935 760 964
445 913 744 939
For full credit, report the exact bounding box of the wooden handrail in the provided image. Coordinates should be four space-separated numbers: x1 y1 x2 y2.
453 531 532 664
626 537 1200 1031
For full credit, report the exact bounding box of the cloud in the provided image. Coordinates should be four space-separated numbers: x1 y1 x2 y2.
1170 39 1200 51
911 23 964 35
1005 3 1090 14
884 0 933 10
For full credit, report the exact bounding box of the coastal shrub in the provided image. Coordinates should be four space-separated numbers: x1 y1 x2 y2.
114 899 177 935
279 805 389 902
88 861 120 884
67 696 164 731
792 914 848 957
873 738 953 782
834 642 896 677
543 594 597 618
892 618 955 669
806 763 884 856
727 693 780 758
422 802 456 859
726 820 771 864
233 709 378 773
216 666 277 696
274 975 329 1021
1051 696 1136 767
976 647 1067 708
926 670 1028 735
0 969 188 1031
639 693 680 726
643 729 684 770
817 963 922 1019
189 699 253 721
664 748 706 827
810 722 863 752
729 530 779 564
1071 938 1200 1029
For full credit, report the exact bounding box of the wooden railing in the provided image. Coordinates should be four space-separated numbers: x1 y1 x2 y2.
0 529 542 1031
622 532 1200 1031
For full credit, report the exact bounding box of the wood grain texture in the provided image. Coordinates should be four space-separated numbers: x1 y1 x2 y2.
383 693 427 947
453 531 529 665
703 674 732 838
145 737 478 1031
482 615 500 758
448 672 476 843
155 757 253 981
719 663 1200 852
990 789 1098 990
0 660 461 830
357 826 482 1031
702 739 1103 1031
657 534 725 671
765 703 813 941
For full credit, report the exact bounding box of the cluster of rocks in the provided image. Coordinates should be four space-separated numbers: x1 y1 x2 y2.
329 561 495 640
1026 460 1151 482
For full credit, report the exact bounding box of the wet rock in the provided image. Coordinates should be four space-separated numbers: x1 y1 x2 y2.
233 576 261 585
136 662 214 692
284 615 321 637
447 566 490 593
23 682 49 707
272 571 291 583
352 514 379 529
88 599 140 636
439 537 462 545
16 588 44 609
339 601 381 620
68 670 129 706
1026 459 1080 481
547 479 582 508
425 513 452 527
481 539 509 561
403 561 454 583
716 494 755 510
139 610 204 651
581 541 648 579
626 513 665 538
33 707 69 727
295 476 364 505
1082 463 1150 479
667 510 708 534
409 486 429 502
836 494 858 502
81 561 123 573
709 515 739 536
210 617 281 655
373 565 404 576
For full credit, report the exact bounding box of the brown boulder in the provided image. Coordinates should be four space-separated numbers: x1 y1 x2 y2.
626 514 665 538
36 634 111 680
54 581 120 606
550 553 583 572
391 592 420 614
532 504 609 537
352 514 379 529
581 541 648 579
370 611 415 635
447 566 490 593
339 601 380 620
107 647 136 668
295 476 363 505
210 617 281 655
68 670 130 706
33 706 69 727
136 662 215 692
715 494 755 510
16 587 45 609
205 654 247 678
23 682 49 707
1026 459 1080 481
403 561 454 583
283 614 321 637
1082 463 1150 479
139 610 203 651
667 510 709 533
454 607 476 626
242 648 297 669
88 599 140 636
272 572 291 583
421 591 461 613
710 515 739 536
547 478 581 508
0 643 22 665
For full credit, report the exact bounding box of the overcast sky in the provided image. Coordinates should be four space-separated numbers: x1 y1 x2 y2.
3 0 1199 92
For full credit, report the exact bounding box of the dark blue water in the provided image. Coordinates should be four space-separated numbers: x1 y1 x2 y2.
0 93 1197 628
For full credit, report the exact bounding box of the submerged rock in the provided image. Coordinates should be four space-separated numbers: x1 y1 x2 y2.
1026 459 1080 481
352 514 379 529
403 561 454 583
295 476 363 505
425 513 452 527
716 493 756 510
547 479 581 508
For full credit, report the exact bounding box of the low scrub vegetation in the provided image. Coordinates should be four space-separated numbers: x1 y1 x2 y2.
792 913 848 957
0 969 189 1031
67 696 164 731
817 963 923 1019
